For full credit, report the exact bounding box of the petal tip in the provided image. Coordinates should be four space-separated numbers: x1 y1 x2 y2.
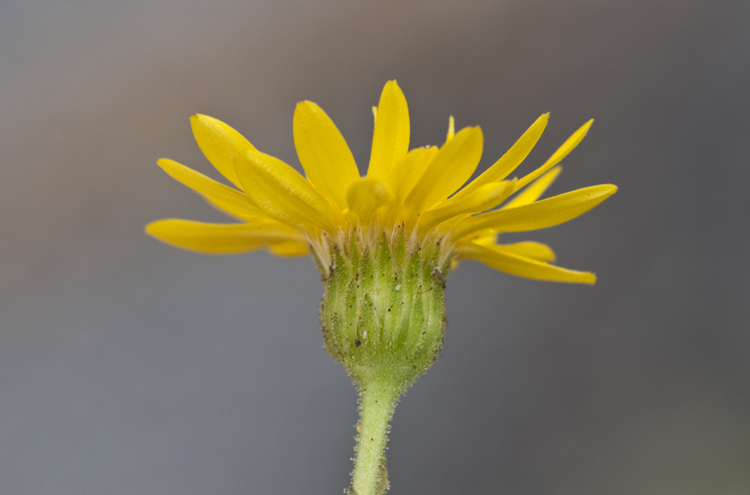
582 272 597 285
296 100 317 111
380 80 405 98
191 113 212 124
144 220 166 237
593 183 619 199
468 125 485 143
457 125 483 139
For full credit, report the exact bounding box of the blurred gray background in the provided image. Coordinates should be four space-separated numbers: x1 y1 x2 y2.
1 1 748 494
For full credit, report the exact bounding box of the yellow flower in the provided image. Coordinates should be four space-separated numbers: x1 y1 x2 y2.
147 81 620 495
147 80 616 284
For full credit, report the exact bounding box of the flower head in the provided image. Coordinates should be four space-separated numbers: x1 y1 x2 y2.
147 80 616 284
148 81 618 495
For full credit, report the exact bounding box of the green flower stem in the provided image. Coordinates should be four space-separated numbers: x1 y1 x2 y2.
351 376 400 495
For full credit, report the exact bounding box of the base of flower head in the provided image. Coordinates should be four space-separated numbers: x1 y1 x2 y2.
319 226 451 392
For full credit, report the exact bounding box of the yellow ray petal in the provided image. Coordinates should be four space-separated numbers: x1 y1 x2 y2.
503 166 562 209
492 241 556 262
457 243 595 284
234 149 337 231
267 240 310 257
467 230 497 246
346 177 394 221
453 184 617 239
404 126 483 214
293 101 360 209
190 114 256 190
446 116 455 142
146 219 305 254
417 181 514 232
515 119 593 191
157 158 267 219
367 80 410 181
204 197 273 222
452 114 548 202
382 146 439 224
384 146 438 202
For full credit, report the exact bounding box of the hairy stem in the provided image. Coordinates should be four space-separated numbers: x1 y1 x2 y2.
351 377 400 495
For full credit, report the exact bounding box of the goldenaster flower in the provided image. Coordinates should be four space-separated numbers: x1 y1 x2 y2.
147 81 617 495
147 80 615 285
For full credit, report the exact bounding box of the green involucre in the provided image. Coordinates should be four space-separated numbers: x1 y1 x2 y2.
320 228 450 393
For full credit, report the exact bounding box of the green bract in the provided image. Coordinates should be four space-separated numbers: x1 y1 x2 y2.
321 228 449 391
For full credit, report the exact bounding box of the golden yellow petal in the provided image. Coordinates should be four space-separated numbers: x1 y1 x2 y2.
453 184 617 239
503 166 562 209
381 146 439 225
404 126 483 214
468 230 497 246
451 114 548 202
417 181 514 232
384 146 438 202
293 101 360 209
346 177 395 221
234 150 337 231
493 241 556 262
457 243 595 284
514 119 593 191
267 240 310 257
145 219 304 254
367 80 410 181
157 158 267 219
204 197 274 222
190 114 256 190
446 116 455 142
